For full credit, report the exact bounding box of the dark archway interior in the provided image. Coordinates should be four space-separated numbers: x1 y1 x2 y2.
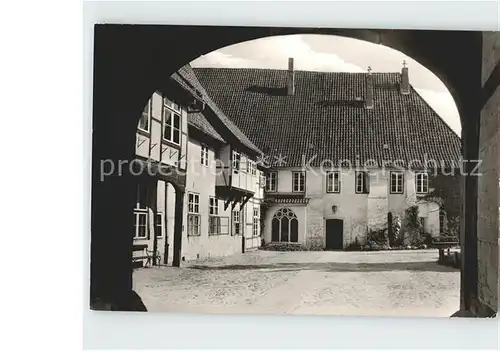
91 25 483 313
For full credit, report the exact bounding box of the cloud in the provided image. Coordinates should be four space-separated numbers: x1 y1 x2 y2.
194 35 364 72
194 51 252 68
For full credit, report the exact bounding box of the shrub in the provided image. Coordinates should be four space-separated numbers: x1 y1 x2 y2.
345 237 362 251
261 242 305 251
366 227 389 246
400 205 425 246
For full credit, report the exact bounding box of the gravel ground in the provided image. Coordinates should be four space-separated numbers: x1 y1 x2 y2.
133 249 460 317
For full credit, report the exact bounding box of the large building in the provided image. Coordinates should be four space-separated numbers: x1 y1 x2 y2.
130 59 461 264
193 59 461 250
132 65 264 267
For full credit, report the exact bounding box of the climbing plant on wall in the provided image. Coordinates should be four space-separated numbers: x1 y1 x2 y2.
422 172 461 238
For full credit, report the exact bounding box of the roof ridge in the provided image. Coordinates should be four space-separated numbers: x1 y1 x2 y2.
178 64 262 154
193 67 402 75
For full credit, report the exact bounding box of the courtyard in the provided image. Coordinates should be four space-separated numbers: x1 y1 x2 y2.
133 249 460 318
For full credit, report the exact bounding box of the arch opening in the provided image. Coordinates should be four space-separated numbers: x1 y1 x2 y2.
271 208 299 243
91 25 488 316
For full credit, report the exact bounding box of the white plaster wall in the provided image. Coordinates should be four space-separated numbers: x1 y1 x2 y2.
418 201 440 237
275 169 298 193
267 168 428 249
388 170 418 218
367 171 389 232
215 144 231 187
180 139 242 261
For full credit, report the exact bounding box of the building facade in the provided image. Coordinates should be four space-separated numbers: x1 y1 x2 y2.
262 167 444 249
130 59 462 263
132 65 264 266
194 59 462 250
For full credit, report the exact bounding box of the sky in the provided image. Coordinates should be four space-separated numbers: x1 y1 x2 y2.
191 34 461 136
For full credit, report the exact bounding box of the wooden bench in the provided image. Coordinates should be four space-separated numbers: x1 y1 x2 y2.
430 236 459 264
132 244 161 268
132 244 148 268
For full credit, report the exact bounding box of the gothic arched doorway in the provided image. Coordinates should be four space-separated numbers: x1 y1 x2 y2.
271 208 299 243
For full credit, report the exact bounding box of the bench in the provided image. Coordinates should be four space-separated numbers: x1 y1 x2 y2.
430 236 459 265
132 244 148 268
132 244 161 268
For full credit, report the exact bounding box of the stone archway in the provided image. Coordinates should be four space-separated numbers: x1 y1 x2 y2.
91 25 497 316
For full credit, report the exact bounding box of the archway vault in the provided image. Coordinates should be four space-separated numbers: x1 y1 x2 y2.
91 24 489 315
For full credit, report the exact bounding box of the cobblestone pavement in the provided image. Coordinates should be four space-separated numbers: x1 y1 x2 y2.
133 250 460 317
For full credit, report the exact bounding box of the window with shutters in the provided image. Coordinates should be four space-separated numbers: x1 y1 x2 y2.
355 171 369 194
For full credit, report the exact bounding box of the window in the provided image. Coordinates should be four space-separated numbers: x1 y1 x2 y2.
390 171 404 194
209 216 221 235
155 213 164 238
292 172 305 192
163 97 181 145
259 174 266 188
415 172 429 194
265 172 277 192
134 184 149 239
355 172 369 194
232 209 241 235
252 207 260 237
209 216 229 235
208 197 228 235
271 208 298 243
164 97 180 112
188 214 200 237
209 197 219 215
200 145 209 166
138 100 151 132
134 212 148 239
326 171 341 193
232 151 240 173
247 160 257 175
439 209 446 235
187 193 200 237
188 193 200 214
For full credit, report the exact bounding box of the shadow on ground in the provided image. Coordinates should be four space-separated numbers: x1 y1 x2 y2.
188 261 458 273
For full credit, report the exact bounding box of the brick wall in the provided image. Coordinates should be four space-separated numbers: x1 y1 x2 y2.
478 32 500 313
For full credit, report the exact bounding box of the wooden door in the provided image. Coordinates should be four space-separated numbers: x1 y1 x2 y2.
325 219 344 250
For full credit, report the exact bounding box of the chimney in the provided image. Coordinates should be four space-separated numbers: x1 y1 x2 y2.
400 60 410 94
287 57 295 96
365 66 373 109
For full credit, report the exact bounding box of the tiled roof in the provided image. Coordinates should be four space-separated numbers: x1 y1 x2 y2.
193 68 462 168
188 112 226 143
265 193 310 205
269 198 310 205
175 65 261 154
